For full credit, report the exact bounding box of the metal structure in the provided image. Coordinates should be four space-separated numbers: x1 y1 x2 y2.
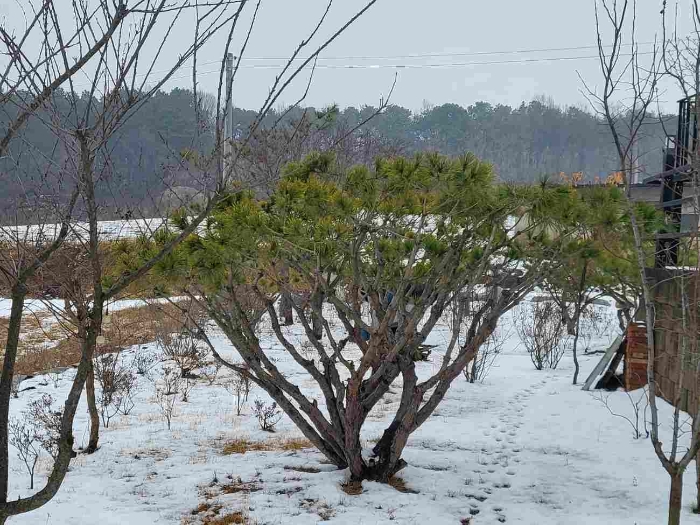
644 96 698 268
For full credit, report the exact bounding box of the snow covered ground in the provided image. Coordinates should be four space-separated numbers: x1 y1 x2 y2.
6 301 698 524
0 218 169 243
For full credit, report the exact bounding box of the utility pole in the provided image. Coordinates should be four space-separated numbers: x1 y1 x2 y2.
223 53 234 176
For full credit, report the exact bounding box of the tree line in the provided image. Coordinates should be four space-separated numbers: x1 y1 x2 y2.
0 89 672 222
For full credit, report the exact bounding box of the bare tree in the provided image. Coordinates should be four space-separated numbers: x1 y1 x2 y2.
0 0 133 516
1 0 380 521
586 1 700 523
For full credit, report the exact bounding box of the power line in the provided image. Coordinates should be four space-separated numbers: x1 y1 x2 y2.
6 48 655 91
231 41 659 62
159 51 655 83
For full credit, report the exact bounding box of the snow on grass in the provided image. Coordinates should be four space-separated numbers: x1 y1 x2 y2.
6 301 698 524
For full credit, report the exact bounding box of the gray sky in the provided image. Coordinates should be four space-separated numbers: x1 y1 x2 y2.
0 0 690 113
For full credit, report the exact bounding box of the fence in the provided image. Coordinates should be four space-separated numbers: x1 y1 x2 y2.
647 268 700 415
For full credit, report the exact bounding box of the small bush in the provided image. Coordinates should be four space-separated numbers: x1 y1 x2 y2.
252 399 282 432
514 301 567 370
8 418 40 489
156 331 207 379
200 360 222 385
93 350 137 427
133 347 158 376
26 394 61 459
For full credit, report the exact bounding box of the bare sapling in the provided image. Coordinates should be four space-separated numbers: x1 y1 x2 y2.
181 378 194 403
593 387 649 439
8 419 40 490
154 368 181 431
224 372 250 416
464 325 510 383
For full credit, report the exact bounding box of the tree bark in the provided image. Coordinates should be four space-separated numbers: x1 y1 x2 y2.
279 294 294 326
311 293 323 341
0 285 27 504
279 265 294 325
669 471 684 525
696 447 700 513
85 365 100 453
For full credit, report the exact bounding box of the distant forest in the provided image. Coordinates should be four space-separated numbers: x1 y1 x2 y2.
0 88 672 220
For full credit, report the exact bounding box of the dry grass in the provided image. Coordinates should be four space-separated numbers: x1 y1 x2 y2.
0 310 72 373
388 476 419 494
184 502 250 525
340 480 363 495
221 437 311 455
283 465 321 474
220 480 261 495
11 301 190 375
203 514 248 525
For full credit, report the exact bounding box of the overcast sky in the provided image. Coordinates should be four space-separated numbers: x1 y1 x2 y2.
1 0 691 113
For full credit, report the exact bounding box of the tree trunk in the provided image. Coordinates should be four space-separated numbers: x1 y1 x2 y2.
369 422 410 482
85 364 100 453
344 390 366 481
311 293 323 341
279 293 293 326
0 285 27 503
669 471 684 525
572 327 581 385
696 448 700 513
